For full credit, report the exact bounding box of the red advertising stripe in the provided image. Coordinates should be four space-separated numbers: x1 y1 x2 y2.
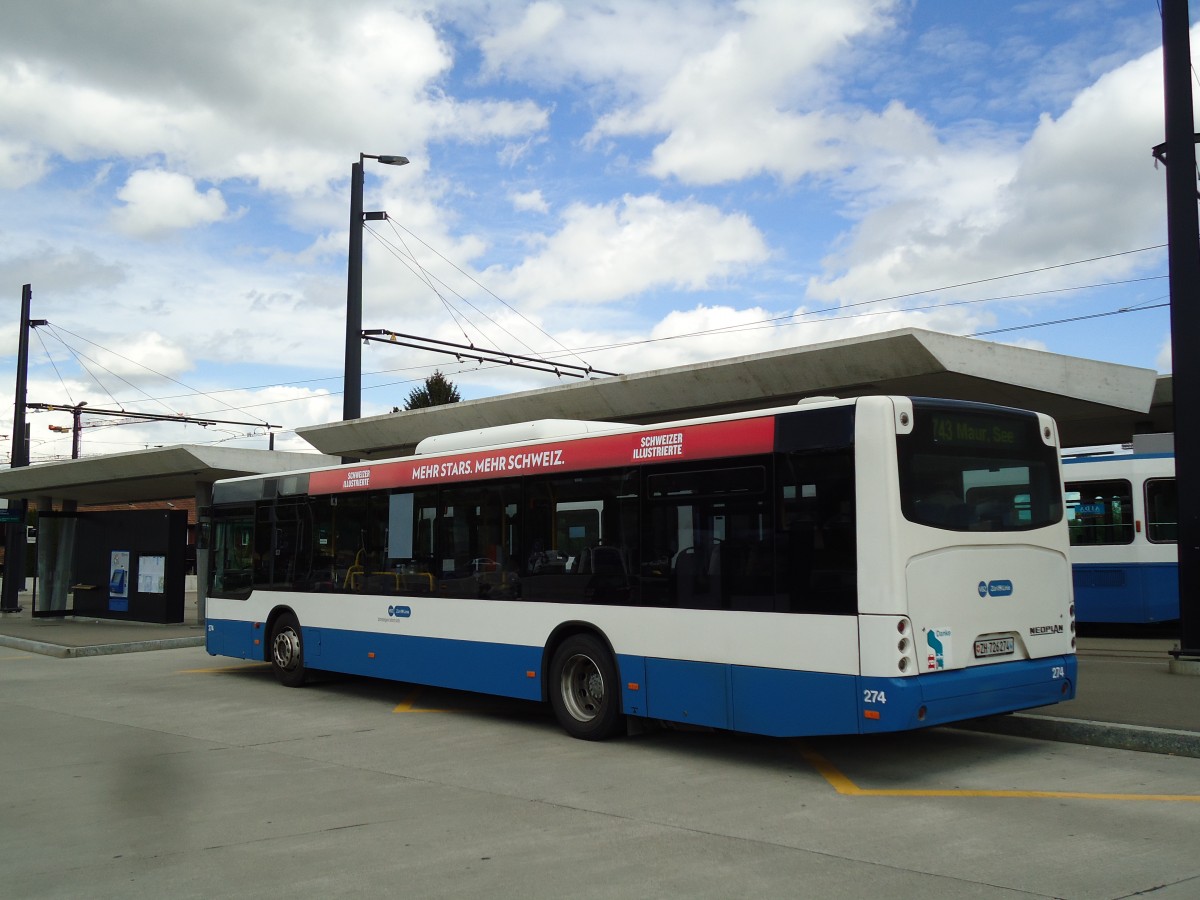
308 416 776 495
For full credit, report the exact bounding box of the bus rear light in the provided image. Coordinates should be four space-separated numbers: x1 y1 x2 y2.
1069 603 1075 618
1061 682 1070 695
898 657 909 672
1070 621 1076 634
897 619 909 635
917 705 927 721
898 638 909 653
1071 637 1077 649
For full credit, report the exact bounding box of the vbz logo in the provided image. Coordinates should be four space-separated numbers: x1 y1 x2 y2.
387 605 411 618
977 580 1013 598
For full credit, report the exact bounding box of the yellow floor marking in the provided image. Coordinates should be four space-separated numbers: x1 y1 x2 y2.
177 663 271 675
392 688 449 713
798 745 1200 803
0 655 32 661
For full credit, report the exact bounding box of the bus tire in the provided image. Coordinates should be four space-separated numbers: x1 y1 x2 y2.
549 634 624 740
269 612 306 687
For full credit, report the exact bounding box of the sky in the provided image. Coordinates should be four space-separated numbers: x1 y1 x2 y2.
0 0 1187 462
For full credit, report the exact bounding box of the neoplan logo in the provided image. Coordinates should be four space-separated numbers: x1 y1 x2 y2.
1029 624 1064 635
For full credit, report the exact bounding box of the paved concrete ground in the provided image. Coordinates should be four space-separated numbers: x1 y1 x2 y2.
1 642 1197 899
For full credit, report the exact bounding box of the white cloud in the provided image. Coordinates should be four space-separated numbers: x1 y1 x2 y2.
111 170 229 237
1157 336 1172 374
486 194 770 308
479 0 731 94
91 332 194 380
806 29 1172 307
0 3 549 201
510 189 549 213
585 0 901 184
0 136 46 188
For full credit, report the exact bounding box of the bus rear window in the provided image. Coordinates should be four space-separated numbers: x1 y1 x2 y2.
897 404 1062 531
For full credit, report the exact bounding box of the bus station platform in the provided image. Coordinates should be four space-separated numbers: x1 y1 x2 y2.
0 590 1195 757
0 589 203 658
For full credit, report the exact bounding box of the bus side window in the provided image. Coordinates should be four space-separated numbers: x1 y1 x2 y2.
523 470 637 605
644 463 771 612
429 482 519 600
778 449 856 615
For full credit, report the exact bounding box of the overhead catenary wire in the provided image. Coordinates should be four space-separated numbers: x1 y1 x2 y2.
39 323 273 427
366 217 598 373
362 330 621 379
387 217 600 372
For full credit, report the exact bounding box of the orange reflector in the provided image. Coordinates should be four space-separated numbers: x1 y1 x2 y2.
253 639 260 646
863 709 881 720
367 652 376 659
526 670 536 678
627 683 640 691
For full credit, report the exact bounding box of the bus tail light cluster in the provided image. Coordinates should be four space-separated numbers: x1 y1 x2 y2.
1069 601 1077 649
896 617 915 673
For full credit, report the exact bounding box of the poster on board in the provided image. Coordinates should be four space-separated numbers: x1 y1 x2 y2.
108 550 130 612
138 555 165 594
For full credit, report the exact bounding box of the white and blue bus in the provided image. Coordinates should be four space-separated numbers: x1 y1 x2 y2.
205 396 1077 740
1063 453 1178 624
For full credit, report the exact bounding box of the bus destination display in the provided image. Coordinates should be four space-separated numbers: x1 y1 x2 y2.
930 414 1018 449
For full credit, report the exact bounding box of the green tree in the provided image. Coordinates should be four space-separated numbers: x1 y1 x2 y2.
397 370 462 411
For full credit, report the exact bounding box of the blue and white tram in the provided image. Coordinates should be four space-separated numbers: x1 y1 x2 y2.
1063 453 1178 624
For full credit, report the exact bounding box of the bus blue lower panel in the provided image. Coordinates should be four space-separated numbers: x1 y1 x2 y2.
207 619 543 701
632 656 1076 737
858 655 1077 734
1073 562 1178 623
207 619 1076 737
206 619 262 661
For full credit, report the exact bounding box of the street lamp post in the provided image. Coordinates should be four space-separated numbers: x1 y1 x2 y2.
344 153 409 422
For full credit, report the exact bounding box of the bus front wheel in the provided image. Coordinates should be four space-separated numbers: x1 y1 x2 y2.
269 612 306 687
549 634 624 740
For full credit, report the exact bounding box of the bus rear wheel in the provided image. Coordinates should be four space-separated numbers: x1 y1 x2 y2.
549 634 623 740
269 612 306 687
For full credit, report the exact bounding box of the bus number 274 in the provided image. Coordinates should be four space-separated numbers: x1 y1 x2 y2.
863 690 888 704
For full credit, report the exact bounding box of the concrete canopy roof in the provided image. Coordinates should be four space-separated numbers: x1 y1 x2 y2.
0 445 336 505
298 328 1161 460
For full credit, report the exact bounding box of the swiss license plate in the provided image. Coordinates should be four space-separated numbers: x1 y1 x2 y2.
974 637 1015 658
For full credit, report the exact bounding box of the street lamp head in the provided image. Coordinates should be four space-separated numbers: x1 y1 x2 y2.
366 154 409 167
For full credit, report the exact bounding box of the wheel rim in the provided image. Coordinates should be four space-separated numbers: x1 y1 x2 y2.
272 626 301 672
559 652 605 722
